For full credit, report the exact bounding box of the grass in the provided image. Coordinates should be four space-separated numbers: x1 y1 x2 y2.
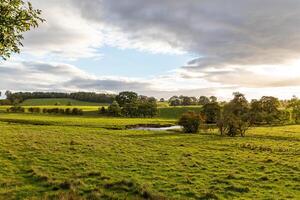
0 113 299 199
20 98 107 106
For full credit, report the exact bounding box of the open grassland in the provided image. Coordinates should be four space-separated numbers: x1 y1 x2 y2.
0 113 299 199
20 98 106 106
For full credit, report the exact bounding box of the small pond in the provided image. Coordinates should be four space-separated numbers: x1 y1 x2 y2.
130 125 182 131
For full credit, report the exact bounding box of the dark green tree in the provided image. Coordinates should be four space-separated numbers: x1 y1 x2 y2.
217 92 250 137
198 96 210 105
115 91 138 107
107 101 121 117
201 102 221 124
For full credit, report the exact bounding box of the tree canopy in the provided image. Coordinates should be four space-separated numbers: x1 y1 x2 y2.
0 0 44 59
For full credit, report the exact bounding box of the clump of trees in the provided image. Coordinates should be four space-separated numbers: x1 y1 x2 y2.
169 95 218 106
101 92 158 118
178 92 291 137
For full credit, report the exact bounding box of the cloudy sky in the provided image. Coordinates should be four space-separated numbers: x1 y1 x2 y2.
1 0 300 100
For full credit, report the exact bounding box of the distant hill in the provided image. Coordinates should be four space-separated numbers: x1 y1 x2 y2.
20 98 107 106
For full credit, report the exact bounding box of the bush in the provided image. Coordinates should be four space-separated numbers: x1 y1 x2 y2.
7 106 25 113
71 108 83 115
99 106 107 114
178 111 204 133
28 107 41 113
65 108 71 115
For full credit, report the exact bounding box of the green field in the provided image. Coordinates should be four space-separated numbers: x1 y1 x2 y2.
20 98 106 106
0 113 299 199
0 104 203 119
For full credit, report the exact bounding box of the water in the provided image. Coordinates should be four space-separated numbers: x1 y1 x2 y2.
131 125 182 131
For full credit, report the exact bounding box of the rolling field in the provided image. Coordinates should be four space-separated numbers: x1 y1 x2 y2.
0 113 299 199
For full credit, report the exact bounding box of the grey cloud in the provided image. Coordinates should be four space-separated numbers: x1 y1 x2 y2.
63 78 151 92
0 61 153 94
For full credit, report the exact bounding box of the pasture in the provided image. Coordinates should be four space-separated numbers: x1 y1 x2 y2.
0 112 299 199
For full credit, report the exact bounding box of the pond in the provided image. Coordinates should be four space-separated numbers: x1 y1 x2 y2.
130 125 182 131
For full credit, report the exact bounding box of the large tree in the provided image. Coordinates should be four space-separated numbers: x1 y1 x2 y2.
0 0 44 59
217 92 250 137
115 91 138 107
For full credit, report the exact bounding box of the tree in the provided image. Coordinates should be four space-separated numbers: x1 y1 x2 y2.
249 96 282 124
1 0 44 59
169 98 181 106
217 92 250 137
182 96 192 106
201 102 221 124
115 91 138 107
178 111 204 133
107 101 121 117
198 96 210 105
209 96 217 103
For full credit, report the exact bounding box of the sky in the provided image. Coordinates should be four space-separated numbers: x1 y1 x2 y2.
1 0 300 100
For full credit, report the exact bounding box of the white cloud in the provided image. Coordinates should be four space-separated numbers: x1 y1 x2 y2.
4 0 300 99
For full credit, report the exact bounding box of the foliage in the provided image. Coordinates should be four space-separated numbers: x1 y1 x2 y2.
201 102 221 123
249 96 282 125
0 0 44 59
99 106 107 114
28 107 40 113
107 101 122 117
217 93 250 137
198 96 210 105
6 105 24 113
115 91 138 107
178 111 204 133
169 95 198 106
5 91 115 104
41 108 83 115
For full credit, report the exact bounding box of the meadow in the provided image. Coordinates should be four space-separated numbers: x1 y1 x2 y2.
0 112 299 199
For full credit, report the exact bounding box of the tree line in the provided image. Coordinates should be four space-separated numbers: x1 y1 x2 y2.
3 91 116 104
168 95 218 106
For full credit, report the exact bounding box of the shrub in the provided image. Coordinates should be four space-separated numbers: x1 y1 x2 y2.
7 106 25 113
65 108 71 115
178 111 204 133
28 107 41 113
99 106 107 114
72 108 83 115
